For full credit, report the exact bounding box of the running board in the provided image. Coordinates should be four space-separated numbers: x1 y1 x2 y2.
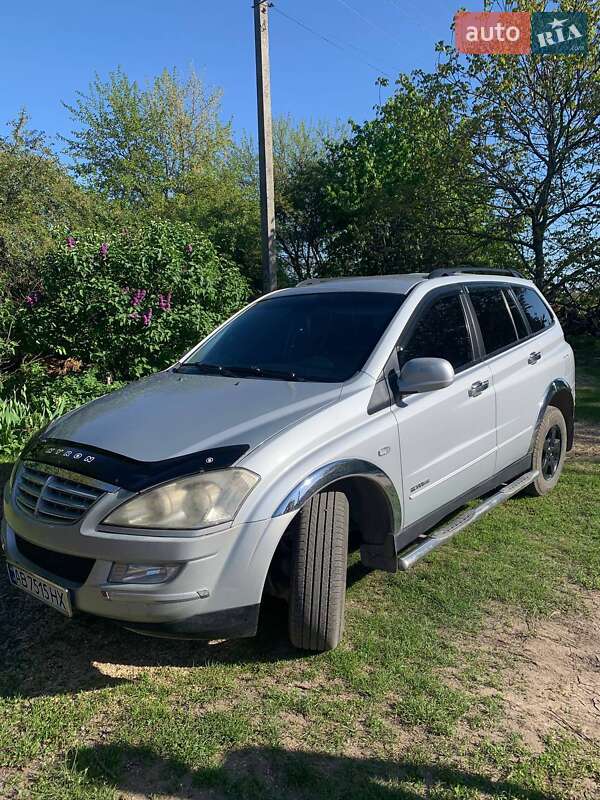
397 470 539 571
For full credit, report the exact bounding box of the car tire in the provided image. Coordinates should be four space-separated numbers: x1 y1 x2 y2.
288 490 349 652
525 406 567 497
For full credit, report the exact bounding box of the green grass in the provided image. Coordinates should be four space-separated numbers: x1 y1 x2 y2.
1 341 599 799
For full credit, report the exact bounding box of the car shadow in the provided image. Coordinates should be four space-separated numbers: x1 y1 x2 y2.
0 553 374 699
66 743 556 800
0 577 297 699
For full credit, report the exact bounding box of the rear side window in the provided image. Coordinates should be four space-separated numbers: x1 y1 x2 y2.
513 286 554 333
400 293 473 371
468 286 517 354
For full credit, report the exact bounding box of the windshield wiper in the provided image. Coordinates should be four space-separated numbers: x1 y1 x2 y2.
221 365 305 381
174 362 241 378
174 362 304 381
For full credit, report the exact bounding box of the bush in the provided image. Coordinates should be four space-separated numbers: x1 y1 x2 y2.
0 294 18 371
14 220 249 380
0 363 125 459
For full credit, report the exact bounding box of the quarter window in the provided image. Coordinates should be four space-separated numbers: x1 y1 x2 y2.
504 290 529 339
400 293 473 371
513 286 553 333
468 287 517 355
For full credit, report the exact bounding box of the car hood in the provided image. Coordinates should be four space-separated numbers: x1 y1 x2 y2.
46 371 343 462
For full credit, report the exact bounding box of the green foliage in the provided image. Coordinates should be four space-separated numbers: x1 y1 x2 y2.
425 0 600 292
0 111 102 294
171 143 261 291
14 220 249 380
316 81 515 277
272 117 344 283
0 363 125 458
63 68 229 207
61 68 262 290
0 292 18 369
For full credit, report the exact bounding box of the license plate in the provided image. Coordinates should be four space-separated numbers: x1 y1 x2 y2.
6 562 73 617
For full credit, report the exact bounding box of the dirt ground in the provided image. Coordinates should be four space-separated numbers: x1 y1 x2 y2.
465 590 600 753
569 422 600 462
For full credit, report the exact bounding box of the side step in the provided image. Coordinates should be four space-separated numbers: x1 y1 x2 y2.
397 470 539 571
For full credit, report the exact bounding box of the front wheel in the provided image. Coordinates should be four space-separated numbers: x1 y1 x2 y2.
525 406 567 497
288 490 349 652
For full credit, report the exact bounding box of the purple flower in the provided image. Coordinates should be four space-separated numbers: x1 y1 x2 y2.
142 308 153 327
131 289 147 307
66 236 77 249
186 243 193 254
158 292 172 311
99 242 109 258
25 291 40 307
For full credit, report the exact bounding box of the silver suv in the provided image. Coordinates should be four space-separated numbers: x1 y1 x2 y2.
2 269 575 651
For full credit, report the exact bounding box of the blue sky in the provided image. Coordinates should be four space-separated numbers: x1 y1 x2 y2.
0 0 463 153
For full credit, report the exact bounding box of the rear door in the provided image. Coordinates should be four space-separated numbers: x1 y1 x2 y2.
465 283 562 472
392 288 496 528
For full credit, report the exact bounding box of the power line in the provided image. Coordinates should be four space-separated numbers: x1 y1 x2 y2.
377 0 431 36
332 0 404 48
271 4 393 79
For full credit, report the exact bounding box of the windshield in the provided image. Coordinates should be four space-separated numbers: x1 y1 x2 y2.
180 291 405 383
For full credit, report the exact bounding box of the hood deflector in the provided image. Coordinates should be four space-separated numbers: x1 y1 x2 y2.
23 437 249 493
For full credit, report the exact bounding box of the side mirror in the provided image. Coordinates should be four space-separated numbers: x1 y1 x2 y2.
394 357 455 395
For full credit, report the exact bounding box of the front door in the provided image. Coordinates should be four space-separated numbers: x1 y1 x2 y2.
392 290 497 528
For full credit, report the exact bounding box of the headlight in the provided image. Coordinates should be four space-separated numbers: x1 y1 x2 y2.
102 469 259 530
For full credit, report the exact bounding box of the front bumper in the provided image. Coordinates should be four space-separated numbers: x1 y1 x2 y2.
2 481 294 639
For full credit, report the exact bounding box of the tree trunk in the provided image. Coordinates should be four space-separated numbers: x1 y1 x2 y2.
532 221 545 289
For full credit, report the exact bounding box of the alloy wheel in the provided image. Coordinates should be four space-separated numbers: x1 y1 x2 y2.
541 424 562 480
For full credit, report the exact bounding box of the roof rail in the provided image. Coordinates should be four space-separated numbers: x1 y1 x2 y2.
296 278 330 286
428 267 526 280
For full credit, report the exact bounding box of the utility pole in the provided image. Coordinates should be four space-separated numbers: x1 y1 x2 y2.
254 0 277 293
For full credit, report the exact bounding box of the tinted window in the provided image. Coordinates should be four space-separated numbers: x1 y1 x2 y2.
468 287 517 354
400 293 473 371
513 286 553 333
184 292 405 383
504 289 528 339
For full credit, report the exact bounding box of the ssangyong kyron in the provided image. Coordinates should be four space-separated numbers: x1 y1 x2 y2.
2 269 575 651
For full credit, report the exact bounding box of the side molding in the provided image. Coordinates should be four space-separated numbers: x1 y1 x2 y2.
273 459 402 531
529 379 574 453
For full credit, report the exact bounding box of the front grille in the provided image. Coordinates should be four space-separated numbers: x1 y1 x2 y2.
14 463 105 525
15 534 95 584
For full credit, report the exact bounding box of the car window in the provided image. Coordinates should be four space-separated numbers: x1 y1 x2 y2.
504 289 529 339
512 286 554 333
399 293 473 371
183 291 406 383
468 286 517 354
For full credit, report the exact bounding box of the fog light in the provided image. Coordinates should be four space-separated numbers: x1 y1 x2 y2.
108 563 181 584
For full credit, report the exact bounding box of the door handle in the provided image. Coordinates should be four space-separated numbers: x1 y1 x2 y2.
469 379 489 398
528 351 542 365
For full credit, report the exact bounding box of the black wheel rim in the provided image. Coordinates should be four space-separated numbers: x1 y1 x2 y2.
541 425 562 480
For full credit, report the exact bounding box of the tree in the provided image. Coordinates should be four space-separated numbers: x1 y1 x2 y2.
319 81 512 276
63 68 230 210
172 141 262 291
0 111 97 294
272 117 340 282
425 0 600 297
